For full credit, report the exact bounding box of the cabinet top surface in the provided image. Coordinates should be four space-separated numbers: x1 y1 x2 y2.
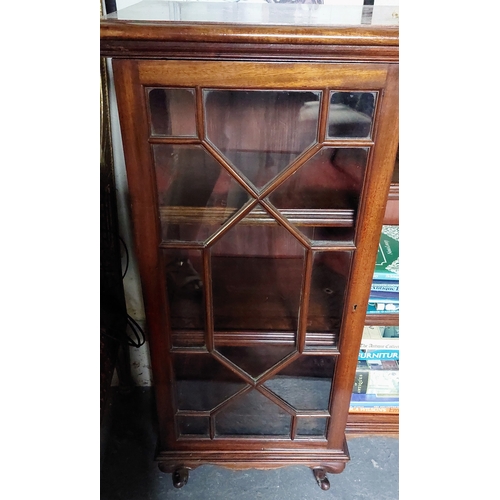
102 1 399 27
101 1 399 59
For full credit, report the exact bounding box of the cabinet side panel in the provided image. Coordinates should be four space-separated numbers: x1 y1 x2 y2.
112 59 175 447
328 64 399 448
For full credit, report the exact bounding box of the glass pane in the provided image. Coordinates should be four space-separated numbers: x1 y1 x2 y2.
306 251 352 344
269 147 368 243
148 88 197 137
153 144 250 242
264 356 335 410
216 345 295 379
177 416 210 437
296 417 328 437
215 389 291 436
204 90 321 189
211 216 305 332
173 354 247 411
163 249 205 347
327 91 377 139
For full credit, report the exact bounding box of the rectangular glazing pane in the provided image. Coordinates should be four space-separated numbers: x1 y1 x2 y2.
153 144 250 242
306 251 352 347
177 416 210 437
147 87 197 137
163 249 205 347
327 91 377 139
295 417 329 438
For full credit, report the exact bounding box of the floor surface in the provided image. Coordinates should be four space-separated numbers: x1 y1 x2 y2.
100 388 398 500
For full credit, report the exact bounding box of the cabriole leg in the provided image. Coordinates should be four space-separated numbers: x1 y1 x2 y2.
313 468 330 490
172 467 189 488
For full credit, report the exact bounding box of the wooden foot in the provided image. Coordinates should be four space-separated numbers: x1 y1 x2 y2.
172 467 189 488
313 468 330 490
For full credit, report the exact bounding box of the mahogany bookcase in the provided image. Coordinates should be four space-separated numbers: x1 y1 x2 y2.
101 1 399 491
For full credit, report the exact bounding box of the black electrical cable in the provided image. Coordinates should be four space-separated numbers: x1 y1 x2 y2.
116 236 146 348
126 314 146 348
118 236 130 279
119 236 129 279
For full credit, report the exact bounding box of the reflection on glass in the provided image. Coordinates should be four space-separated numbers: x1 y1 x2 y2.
264 356 335 410
148 88 197 137
177 416 210 437
327 91 377 138
216 345 295 379
204 90 321 189
307 251 352 341
163 249 205 346
173 353 247 411
153 144 250 242
296 417 328 437
269 147 368 243
211 217 305 332
215 389 291 436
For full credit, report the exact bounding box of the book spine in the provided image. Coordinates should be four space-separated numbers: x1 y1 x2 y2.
349 401 399 407
371 281 399 292
351 394 399 403
368 296 399 304
352 370 369 394
368 290 399 302
373 271 399 281
349 406 399 413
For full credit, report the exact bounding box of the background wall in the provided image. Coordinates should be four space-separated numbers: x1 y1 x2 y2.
106 0 153 386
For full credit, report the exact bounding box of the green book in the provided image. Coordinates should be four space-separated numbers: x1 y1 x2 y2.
373 225 399 281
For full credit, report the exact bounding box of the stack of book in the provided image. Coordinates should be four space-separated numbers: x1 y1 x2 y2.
367 225 399 314
350 326 399 413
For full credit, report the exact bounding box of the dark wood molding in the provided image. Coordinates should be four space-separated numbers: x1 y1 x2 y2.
156 442 350 470
100 22 398 61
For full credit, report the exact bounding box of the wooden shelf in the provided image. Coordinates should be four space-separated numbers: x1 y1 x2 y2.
346 411 399 436
382 182 399 225
160 205 355 227
364 313 399 326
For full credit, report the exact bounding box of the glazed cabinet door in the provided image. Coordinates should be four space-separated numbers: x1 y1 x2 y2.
112 59 399 452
